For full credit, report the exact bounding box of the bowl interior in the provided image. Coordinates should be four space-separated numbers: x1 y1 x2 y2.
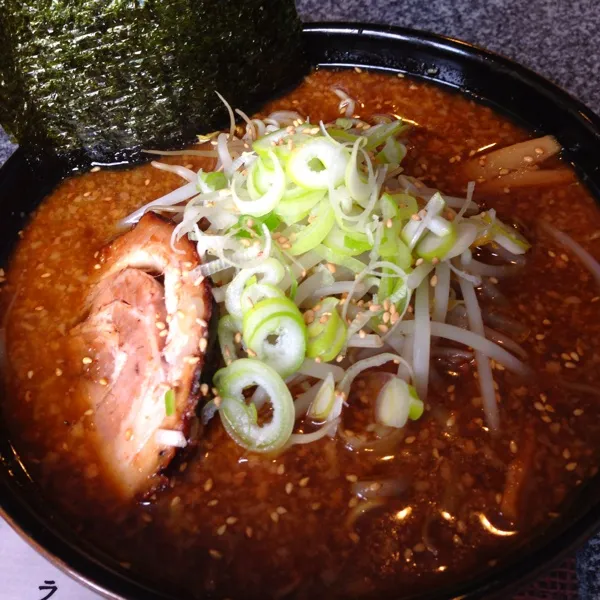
2 23 600 600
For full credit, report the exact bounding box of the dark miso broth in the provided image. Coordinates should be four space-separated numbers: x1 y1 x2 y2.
2 70 600 599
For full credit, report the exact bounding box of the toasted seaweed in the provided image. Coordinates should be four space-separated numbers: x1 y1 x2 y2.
0 0 307 170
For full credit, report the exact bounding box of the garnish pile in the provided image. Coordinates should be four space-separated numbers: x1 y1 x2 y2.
124 100 533 453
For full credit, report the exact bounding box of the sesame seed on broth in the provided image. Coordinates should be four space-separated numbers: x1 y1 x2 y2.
2 69 600 599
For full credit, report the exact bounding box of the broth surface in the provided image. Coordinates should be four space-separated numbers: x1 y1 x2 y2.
3 70 600 599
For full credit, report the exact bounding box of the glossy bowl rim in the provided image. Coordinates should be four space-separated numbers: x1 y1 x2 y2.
1 21 600 600
304 22 600 130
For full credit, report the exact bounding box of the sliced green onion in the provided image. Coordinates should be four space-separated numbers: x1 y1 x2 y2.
218 315 241 364
288 199 335 255
225 258 285 321
252 128 294 157
392 193 419 221
390 279 411 309
242 296 302 343
380 192 400 221
287 138 348 190
415 222 458 261
235 212 281 238
488 216 531 255
314 244 367 274
285 264 299 301
294 269 335 306
375 377 424 428
306 297 347 362
307 372 341 421
323 226 354 256
373 265 410 332
128 103 539 456
243 297 307 377
246 313 306 377
326 127 359 143
345 138 374 204
240 282 285 314
334 118 368 130
262 212 281 232
232 151 285 217
444 222 479 260
164 389 175 417
408 386 425 420
364 120 406 150
214 359 294 453
324 226 372 257
246 160 266 199
401 192 446 249
377 260 409 303
427 215 454 237
275 187 326 225
379 230 412 268
377 267 395 302
247 157 278 198
255 126 313 166
306 297 340 337
197 170 227 193
376 137 407 166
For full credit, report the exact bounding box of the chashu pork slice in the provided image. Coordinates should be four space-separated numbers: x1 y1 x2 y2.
69 212 212 498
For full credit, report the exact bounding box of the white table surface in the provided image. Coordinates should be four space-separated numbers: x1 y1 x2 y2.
0 519 100 600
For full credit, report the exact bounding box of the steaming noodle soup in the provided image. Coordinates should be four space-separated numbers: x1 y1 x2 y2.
2 70 600 599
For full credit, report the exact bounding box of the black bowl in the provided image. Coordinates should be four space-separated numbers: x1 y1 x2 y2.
2 22 600 600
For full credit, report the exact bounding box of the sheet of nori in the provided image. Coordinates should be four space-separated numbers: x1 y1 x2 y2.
0 0 308 169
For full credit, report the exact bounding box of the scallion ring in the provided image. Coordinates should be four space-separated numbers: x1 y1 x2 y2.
242 297 307 377
225 258 285 321
287 138 349 190
214 359 295 453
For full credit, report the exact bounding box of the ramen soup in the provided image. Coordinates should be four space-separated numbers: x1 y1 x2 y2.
2 70 600 600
